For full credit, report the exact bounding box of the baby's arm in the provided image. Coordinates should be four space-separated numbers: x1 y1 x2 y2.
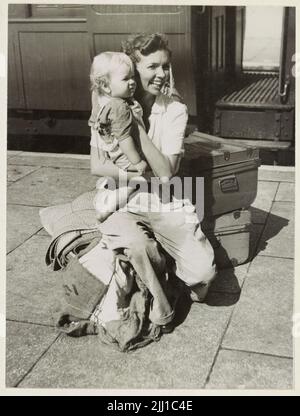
118 136 148 174
110 99 148 174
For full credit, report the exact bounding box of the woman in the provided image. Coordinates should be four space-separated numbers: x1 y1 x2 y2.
86 33 216 328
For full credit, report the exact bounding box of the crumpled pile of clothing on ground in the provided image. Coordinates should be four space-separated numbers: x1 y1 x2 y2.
39 192 182 352
55 246 165 352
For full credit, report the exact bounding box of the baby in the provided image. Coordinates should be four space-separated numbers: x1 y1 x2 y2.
89 52 148 221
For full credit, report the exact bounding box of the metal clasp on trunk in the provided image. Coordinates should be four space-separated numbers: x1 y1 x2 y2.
219 174 239 193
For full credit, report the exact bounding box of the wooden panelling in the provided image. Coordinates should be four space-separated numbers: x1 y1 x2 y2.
279 7 295 105
167 34 195 114
8 4 30 18
31 4 86 18
205 6 228 112
87 5 187 34
224 6 245 77
18 31 90 110
93 34 126 55
235 7 245 74
8 20 90 111
8 26 26 109
210 7 226 73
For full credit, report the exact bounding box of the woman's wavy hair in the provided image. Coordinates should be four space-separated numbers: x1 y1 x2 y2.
121 33 175 97
121 33 172 63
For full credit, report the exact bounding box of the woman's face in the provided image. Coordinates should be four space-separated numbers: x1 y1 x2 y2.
135 49 170 96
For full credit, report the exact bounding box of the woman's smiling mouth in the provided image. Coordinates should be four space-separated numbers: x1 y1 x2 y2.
150 80 163 89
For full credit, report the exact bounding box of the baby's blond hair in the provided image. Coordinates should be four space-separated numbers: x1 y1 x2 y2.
90 51 134 94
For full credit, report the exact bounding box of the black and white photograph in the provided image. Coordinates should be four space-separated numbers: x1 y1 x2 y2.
3 1 297 392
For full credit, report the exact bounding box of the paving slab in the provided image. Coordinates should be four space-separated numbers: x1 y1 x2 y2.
251 181 279 224
258 168 295 183
7 167 97 206
6 321 58 387
222 256 294 357
37 228 50 236
258 202 294 259
7 151 23 158
8 153 90 169
7 165 41 183
275 182 295 202
7 235 64 326
19 293 236 389
206 349 293 389
6 204 44 253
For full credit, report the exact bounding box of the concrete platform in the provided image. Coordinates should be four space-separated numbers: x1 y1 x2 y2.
5 151 295 391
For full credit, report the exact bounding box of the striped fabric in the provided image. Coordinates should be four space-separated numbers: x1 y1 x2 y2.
39 190 101 270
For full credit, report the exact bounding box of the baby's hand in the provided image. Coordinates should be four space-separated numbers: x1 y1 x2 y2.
142 169 154 182
133 159 148 175
130 102 144 122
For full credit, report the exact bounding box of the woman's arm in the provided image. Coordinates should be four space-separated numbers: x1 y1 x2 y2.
137 123 179 181
119 135 142 165
138 100 188 180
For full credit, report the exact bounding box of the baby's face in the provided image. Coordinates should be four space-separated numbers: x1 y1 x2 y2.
109 64 136 99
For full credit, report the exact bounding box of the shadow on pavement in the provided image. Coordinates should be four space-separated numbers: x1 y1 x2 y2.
201 207 289 308
172 290 193 329
249 207 289 256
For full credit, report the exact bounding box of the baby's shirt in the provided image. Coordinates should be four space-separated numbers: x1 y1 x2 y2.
89 96 144 171
98 97 134 142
